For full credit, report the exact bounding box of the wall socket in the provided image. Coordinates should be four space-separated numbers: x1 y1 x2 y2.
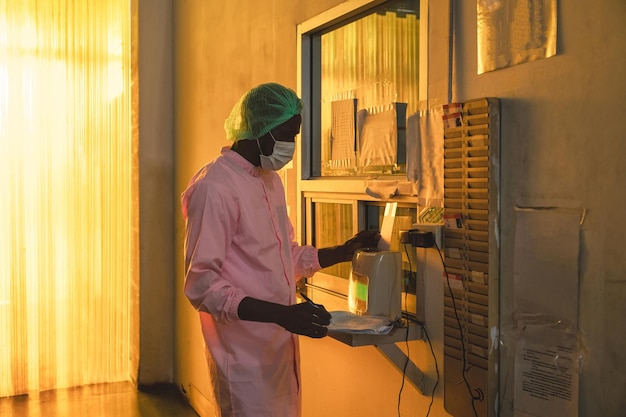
411 223 442 248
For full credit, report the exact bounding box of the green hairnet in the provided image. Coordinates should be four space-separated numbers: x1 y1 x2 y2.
224 83 304 141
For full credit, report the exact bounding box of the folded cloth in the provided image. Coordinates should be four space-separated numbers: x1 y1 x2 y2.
328 311 394 335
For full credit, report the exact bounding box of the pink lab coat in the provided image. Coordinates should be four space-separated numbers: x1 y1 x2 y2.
182 147 321 417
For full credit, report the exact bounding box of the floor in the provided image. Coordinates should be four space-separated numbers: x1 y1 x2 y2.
0 382 200 417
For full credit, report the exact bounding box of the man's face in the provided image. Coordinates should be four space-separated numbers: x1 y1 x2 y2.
272 114 302 142
259 114 301 155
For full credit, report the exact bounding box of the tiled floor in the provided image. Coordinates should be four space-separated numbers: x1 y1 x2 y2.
0 382 199 417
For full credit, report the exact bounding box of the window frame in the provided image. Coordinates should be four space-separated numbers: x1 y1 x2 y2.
295 0 429 244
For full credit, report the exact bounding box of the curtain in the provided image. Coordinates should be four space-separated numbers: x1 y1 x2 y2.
0 0 138 397
319 7 420 176
314 201 354 279
321 10 420 112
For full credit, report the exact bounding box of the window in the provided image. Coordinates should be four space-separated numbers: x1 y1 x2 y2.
303 195 419 293
299 0 424 178
296 0 428 303
309 199 356 280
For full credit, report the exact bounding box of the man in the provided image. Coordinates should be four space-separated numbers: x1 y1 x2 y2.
181 82 380 417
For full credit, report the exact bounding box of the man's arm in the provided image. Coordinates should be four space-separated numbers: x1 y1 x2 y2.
317 230 381 268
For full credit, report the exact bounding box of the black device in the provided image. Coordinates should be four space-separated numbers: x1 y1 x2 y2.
399 229 435 248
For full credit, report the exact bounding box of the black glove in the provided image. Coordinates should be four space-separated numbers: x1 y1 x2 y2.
342 230 381 260
276 302 331 339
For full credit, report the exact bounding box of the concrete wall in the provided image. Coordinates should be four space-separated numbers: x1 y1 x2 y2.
137 0 175 385
153 1 626 416
451 2 626 416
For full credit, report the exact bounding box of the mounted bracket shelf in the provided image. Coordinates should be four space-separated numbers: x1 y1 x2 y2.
328 322 427 394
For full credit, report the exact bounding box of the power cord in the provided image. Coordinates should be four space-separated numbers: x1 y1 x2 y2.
397 245 412 417
397 313 410 417
434 240 480 417
404 313 439 417
396 244 439 417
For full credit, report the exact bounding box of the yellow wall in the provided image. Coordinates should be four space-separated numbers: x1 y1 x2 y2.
137 0 175 384
160 1 626 416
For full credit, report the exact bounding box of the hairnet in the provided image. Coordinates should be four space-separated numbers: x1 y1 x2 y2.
224 83 304 141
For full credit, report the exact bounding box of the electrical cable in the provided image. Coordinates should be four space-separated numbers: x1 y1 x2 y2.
397 244 412 417
420 321 438 417
434 241 480 417
402 313 438 417
397 315 410 417
397 244 440 417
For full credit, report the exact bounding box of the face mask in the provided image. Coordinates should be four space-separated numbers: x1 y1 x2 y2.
258 131 295 171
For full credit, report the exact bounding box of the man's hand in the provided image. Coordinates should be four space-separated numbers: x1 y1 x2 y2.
341 230 381 260
237 297 331 338
275 302 331 338
318 230 381 268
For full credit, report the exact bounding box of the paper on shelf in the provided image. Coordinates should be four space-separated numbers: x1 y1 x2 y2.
377 202 397 250
328 311 394 335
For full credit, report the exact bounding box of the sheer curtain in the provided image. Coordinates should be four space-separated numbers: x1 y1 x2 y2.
0 0 138 397
319 7 420 176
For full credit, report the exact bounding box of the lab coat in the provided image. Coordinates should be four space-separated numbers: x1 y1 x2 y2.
182 147 321 417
